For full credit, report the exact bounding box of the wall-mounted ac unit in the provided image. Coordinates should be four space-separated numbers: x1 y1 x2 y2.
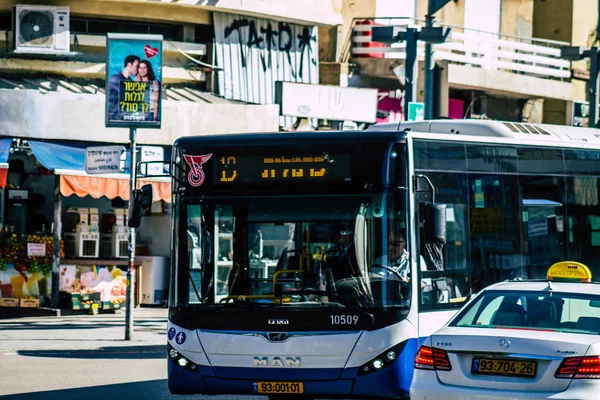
12 5 70 55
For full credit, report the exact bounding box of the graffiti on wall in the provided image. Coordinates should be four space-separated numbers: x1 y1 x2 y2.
214 13 318 104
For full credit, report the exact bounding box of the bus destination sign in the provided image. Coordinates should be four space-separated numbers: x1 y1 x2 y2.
215 154 352 185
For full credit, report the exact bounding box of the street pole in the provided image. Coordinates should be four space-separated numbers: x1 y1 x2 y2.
424 0 436 119
125 127 137 341
404 28 418 121
589 47 599 128
51 178 62 308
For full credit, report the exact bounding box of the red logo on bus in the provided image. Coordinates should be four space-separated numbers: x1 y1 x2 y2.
183 154 212 187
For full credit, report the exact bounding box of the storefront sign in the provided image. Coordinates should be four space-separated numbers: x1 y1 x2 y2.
85 146 125 174
27 243 46 257
140 146 164 176
105 33 163 128
275 82 378 123
572 101 589 127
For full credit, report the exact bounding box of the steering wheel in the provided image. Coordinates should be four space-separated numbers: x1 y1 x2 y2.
370 264 406 282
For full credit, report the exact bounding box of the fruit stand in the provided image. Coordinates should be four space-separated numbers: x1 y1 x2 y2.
0 233 63 308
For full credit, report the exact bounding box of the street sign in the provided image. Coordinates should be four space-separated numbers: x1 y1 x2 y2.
408 102 424 121
85 146 125 174
572 101 589 127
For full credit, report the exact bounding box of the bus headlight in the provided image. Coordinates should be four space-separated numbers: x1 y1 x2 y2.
168 343 198 372
358 341 407 375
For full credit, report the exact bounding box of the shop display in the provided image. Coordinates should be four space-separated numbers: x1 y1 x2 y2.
59 264 127 310
0 233 58 307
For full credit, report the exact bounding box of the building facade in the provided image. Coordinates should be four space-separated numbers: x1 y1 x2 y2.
322 0 596 126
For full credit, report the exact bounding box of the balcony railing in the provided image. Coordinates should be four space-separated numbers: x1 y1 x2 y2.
350 18 571 81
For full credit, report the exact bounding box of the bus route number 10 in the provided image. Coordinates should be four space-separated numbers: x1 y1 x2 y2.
330 315 359 325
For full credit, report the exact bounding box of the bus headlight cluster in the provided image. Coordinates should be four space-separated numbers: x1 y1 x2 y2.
168 343 198 372
358 341 407 375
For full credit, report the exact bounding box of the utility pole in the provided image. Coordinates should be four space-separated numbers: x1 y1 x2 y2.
372 21 450 121
424 0 452 119
424 0 435 119
589 47 599 128
404 27 418 121
125 127 137 341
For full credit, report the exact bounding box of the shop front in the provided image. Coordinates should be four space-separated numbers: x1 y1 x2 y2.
0 139 171 314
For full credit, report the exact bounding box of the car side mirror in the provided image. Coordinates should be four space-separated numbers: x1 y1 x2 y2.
128 184 153 228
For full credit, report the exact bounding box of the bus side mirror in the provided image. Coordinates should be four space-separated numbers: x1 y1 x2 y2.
128 184 153 228
423 203 447 244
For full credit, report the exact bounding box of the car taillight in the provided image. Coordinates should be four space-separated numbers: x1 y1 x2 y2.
555 356 600 379
414 345 452 371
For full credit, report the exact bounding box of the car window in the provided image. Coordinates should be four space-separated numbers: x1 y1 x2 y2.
451 290 600 334
475 296 503 326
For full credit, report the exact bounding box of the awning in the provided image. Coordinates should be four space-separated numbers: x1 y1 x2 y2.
27 141 171 203
57 169 171 203
28 140 87 171
0 138 11 189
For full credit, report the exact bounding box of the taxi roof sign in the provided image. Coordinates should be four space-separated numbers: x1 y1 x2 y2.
547 261 592 283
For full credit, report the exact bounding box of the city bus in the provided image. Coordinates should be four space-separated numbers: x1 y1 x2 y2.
164 120 600 399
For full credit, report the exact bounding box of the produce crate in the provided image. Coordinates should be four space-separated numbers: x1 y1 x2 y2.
0 297 20 307
20 298 40 308
73 300 101 310
102 300 123 310
59 291 101 309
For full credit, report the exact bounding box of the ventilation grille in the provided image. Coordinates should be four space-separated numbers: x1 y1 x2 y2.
503 122 551 135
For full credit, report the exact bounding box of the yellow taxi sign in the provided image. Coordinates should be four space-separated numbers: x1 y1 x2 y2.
547 261 592 283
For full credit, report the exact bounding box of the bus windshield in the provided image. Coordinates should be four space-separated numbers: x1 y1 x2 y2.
174 192 410 311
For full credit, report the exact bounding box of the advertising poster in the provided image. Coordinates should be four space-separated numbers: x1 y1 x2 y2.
105 33 163 128
0 263 51 299
59 265 127 303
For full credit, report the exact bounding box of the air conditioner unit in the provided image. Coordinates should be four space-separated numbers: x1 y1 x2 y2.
12 5 70 55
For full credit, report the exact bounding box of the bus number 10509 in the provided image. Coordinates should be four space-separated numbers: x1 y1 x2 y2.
330 315 359 325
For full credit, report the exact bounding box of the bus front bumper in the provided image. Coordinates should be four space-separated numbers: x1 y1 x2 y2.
168 357 411 399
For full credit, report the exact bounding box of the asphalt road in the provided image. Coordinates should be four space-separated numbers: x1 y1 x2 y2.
0 349 266 400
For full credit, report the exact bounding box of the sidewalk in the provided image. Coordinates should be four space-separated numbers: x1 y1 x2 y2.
0 306 168 354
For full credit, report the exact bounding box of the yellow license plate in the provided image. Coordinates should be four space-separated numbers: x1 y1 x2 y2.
256 382 304 394
472 358 536 377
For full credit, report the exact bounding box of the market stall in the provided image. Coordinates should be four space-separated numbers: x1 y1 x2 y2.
0 139 171 313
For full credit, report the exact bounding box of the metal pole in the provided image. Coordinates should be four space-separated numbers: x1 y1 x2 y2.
424 0 436 119
51 177 62 309
589 47 599 128
125 127 137 341
404 28 418 121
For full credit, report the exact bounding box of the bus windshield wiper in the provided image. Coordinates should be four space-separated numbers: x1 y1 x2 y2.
284 289 375 323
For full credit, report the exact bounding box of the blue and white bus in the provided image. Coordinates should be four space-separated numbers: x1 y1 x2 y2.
164 120 600 399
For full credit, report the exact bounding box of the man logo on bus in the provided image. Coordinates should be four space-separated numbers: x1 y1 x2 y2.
183 154 212 187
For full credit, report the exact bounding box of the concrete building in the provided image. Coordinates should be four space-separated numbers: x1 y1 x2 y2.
320 0 595 126
0 0 348 143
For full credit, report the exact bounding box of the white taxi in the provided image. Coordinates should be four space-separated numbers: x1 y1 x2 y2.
410 262 600 400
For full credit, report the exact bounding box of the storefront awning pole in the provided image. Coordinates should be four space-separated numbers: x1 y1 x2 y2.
125 128 137 341
51 176 62 308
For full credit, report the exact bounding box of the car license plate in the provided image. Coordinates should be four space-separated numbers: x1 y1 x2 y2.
472 358 536 378
255 382 304 394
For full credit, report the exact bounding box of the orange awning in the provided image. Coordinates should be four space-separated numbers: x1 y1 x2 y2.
58 171 171 203
0 163 8 189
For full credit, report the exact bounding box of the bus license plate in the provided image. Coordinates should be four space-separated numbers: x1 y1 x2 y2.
255 382 304 394
472 358 536 378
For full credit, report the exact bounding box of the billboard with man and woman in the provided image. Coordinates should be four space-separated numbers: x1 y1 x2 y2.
105 33 163 128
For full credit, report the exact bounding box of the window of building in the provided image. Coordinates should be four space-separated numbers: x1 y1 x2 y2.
70 17 184 42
